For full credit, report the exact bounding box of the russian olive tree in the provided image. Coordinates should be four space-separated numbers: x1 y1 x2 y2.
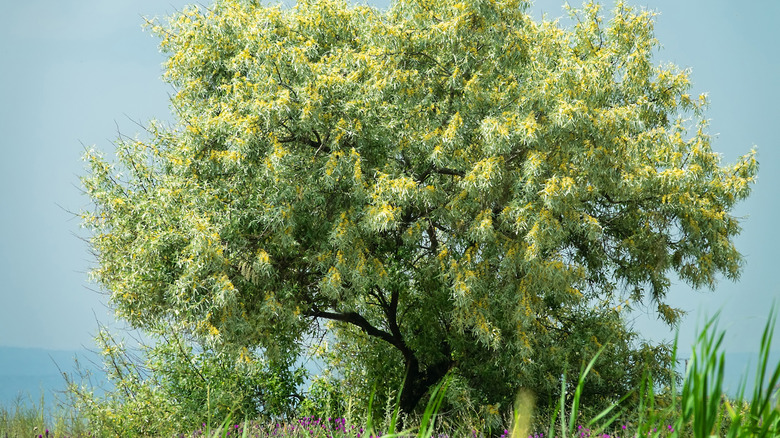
82 0 757 417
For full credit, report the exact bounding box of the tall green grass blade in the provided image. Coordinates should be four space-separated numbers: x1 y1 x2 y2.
676 312 727 438
669 329 685 438
559 371 568 438
746 305 780 438
583 384 634 437
417 375 450 438
635 370 656 437
563 344 606 436
366 385 377 437
208 413 233 438
670 308 780 438
546 397 561 438
241 417 250 438
387 380 404 436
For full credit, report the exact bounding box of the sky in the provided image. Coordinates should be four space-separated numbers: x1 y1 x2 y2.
0 0 778 385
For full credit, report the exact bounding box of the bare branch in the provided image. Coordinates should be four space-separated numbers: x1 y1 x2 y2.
309 310 409 355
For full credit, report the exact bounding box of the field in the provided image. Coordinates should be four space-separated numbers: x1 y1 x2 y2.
3 313 779 438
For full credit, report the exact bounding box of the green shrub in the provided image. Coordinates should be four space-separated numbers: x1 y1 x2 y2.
65 326 305 437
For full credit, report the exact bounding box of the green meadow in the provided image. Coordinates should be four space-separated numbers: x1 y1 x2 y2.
3 310 779 438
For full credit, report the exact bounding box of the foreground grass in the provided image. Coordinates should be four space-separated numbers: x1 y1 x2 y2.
0 393 90 438
0 391 775 438
3 311 779 438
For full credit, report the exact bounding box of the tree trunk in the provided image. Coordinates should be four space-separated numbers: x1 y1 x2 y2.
399 356 426 414
398 355 453 415
310 308 452 416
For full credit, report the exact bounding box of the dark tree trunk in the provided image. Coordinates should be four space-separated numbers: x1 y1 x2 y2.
310 297 452 416
399 356 426 414
398 354 453 415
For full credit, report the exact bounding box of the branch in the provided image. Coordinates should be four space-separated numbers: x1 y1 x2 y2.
278 134 332 154
310 310 406 352
602 192 658 206
418 165 465 184
430 219 455 236
537 316 573 336
368 286 390 310
433 166 464 177
427 221 440 254
387 287 404 343
273 63 300 103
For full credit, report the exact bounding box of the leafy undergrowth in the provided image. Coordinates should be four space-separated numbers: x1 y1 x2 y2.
4 311 779 438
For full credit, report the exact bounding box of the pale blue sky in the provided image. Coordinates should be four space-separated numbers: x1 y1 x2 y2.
0 0 777 371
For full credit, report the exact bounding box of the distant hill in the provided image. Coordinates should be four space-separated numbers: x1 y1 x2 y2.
0 347 105 409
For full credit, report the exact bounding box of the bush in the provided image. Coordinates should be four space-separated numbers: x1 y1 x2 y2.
65 326 305 437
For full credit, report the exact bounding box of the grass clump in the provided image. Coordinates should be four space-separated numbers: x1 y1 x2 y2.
0 392 90 438
0 394 48 438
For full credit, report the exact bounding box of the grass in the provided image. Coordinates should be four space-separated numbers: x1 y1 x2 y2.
3 310 779 438
0 394 48 438
0 392 90 438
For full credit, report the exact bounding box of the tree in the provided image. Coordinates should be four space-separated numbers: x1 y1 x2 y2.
82 0 757 419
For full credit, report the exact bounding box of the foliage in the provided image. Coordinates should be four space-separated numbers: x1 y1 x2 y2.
81 0 757 422
144 330 306 422
296 370 349 420
64 327 304 437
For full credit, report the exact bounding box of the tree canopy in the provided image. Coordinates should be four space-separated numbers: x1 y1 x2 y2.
82 0 757 418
